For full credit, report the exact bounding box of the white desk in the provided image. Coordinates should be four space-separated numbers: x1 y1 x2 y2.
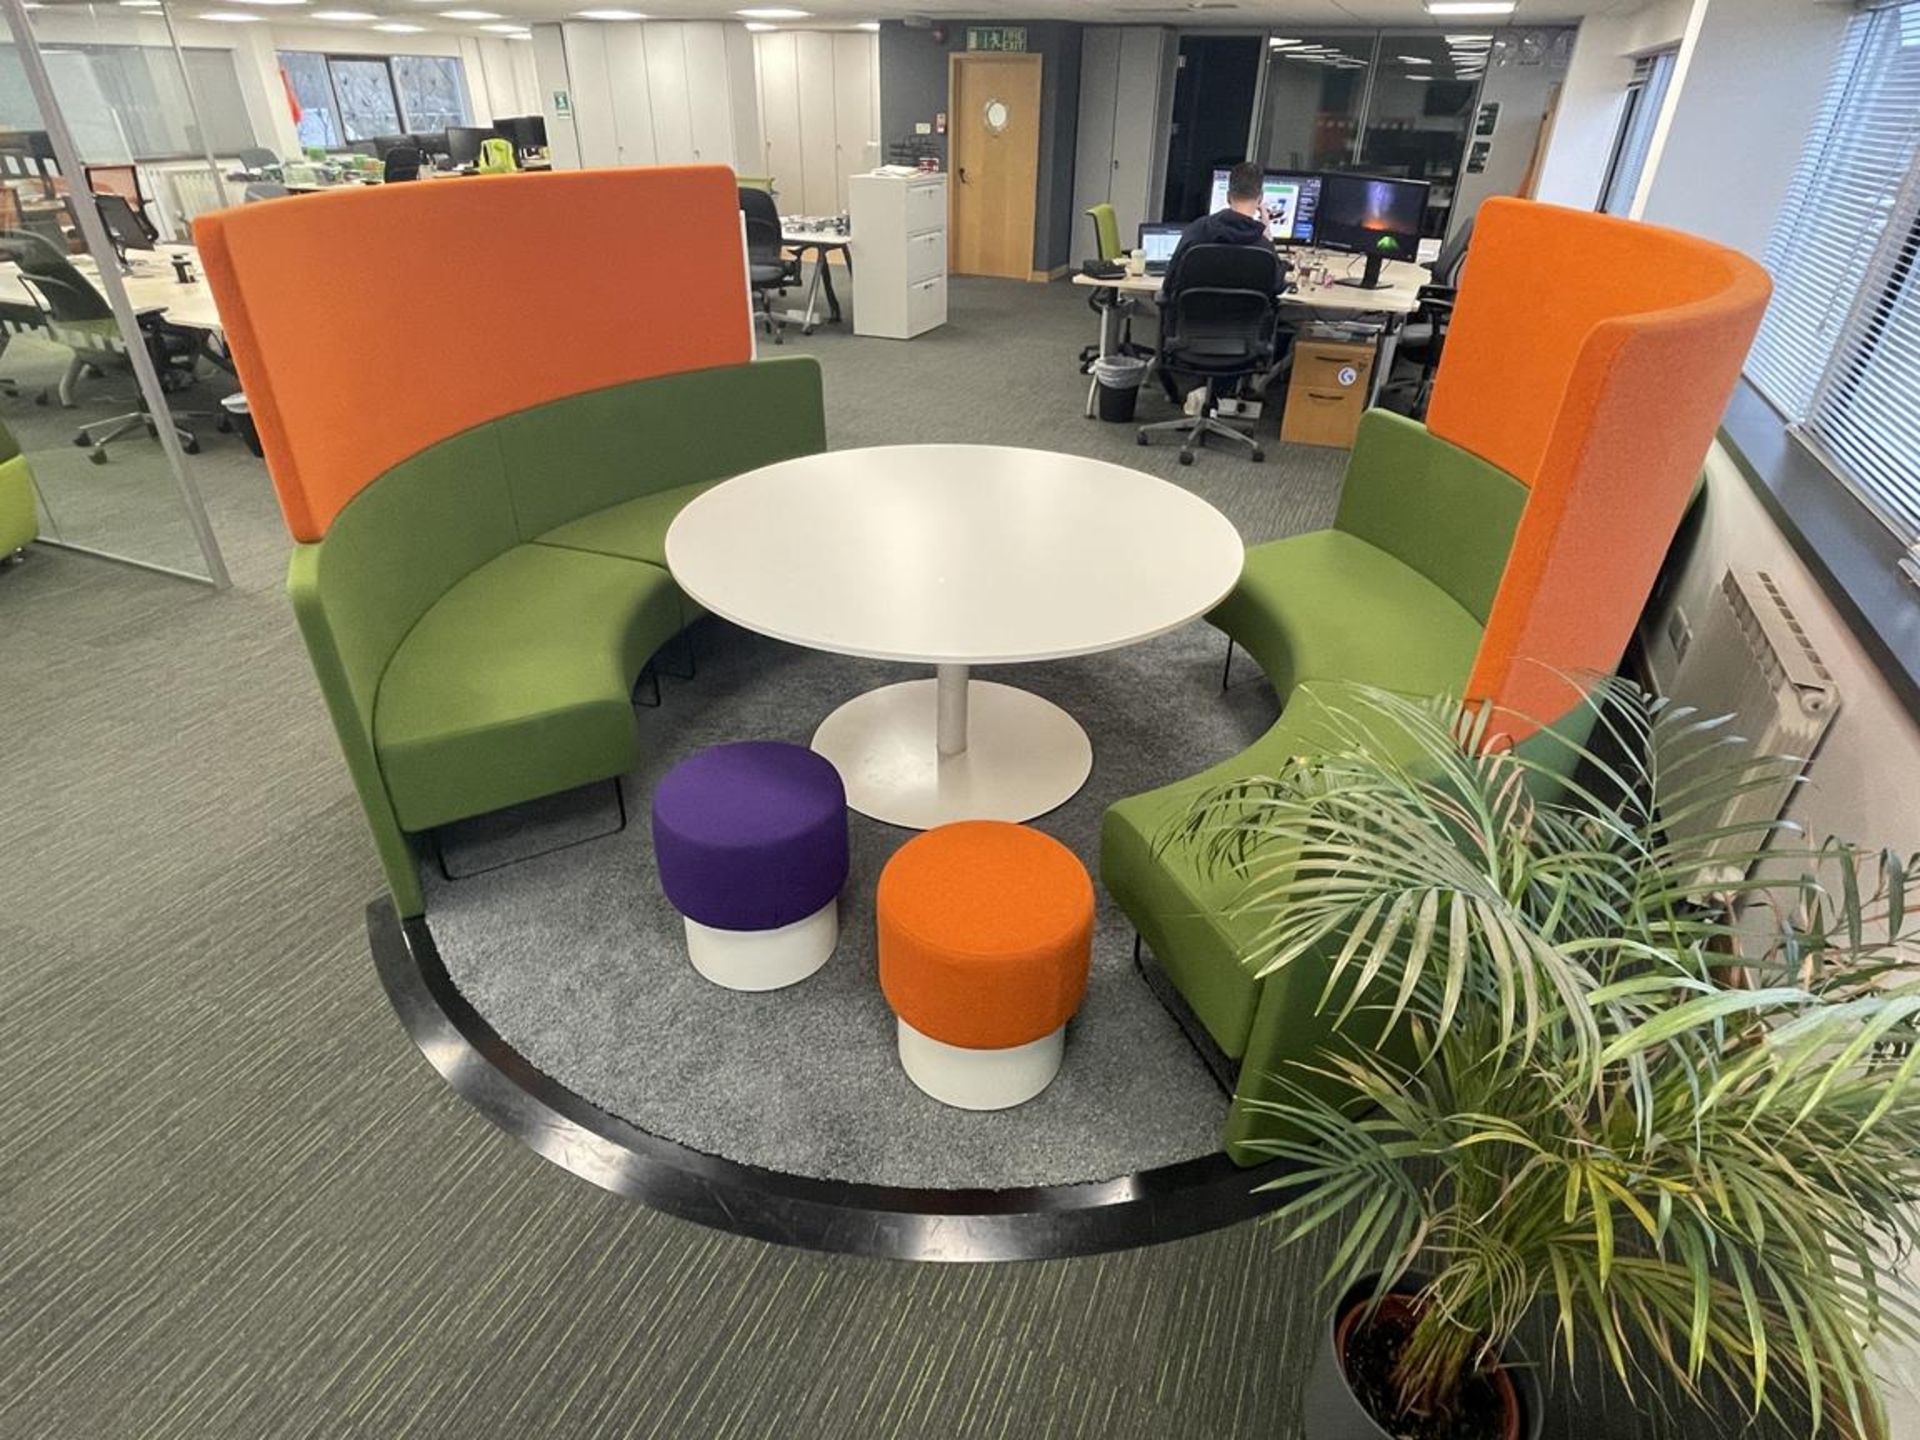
778 227 853 333
665 444 1245 828
0 245 224 336
1072 251 1430 417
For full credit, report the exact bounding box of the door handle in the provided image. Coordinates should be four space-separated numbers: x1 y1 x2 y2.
958 167 970 184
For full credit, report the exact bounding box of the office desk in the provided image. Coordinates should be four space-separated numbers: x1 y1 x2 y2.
0 246 225 336
1071 253 1429 418
780 228 854 332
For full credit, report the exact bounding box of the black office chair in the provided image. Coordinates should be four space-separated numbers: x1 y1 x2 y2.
1381 217 1474 420
0 233 206 460
1138 244 1288 465
740 186 801 345
234 146 281 179
383 146 423 184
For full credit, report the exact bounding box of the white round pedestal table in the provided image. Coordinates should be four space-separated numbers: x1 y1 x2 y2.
664 444 1244 828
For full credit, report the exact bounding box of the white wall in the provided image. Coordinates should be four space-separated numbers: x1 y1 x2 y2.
1448 30 1576 232
1630 0 1844 248
1624 4 1920 1420
1532 0 1692 210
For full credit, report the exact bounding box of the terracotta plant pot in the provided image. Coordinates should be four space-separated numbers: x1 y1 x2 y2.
1301 1276 1543 1440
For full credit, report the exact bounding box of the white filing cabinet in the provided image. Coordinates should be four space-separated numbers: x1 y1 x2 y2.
849 171 947 339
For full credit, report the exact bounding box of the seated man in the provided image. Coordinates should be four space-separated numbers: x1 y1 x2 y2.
1168 161 1272 273
1159 162 1288 405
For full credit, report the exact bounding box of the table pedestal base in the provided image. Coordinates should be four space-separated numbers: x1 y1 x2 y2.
812 671 1092 829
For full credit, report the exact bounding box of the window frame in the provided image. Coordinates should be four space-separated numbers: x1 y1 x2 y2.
276 49 472 148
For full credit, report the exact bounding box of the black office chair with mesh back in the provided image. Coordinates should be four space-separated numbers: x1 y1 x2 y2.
0 232 205 460
1138 244 1288 465
739 186 801 345
1381 216 1474 420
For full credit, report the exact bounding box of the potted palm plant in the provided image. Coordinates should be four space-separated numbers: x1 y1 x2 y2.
1173 682 1920 1440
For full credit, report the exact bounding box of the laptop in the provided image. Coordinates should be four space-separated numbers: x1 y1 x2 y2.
1139 222 1182 276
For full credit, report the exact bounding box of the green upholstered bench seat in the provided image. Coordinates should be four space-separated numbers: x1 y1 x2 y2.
375 545 682 832
288 355 827 919
535 479 720 569
1099 409 1528 1164
1210 530 1487 705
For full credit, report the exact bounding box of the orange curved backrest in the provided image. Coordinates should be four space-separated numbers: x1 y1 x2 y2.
1427 199 1772 737
197 167 752 542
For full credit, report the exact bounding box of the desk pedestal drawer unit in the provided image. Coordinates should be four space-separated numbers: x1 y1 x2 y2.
849 171 947 339
1281 338 1375 448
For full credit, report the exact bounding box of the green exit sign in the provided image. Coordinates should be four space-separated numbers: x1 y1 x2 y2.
966 26 1027 52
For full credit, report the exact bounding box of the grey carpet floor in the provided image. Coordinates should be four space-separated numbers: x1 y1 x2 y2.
428 272 1349 1190
0 272 1802 1438
429 618 1267 1190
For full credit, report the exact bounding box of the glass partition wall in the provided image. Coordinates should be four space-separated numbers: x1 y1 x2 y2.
1256 31 1483 238
0 0 228 585
1252 28 1554 241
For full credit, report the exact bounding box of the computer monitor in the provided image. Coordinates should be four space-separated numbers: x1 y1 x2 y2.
446 126 501 168
409 131 449 160
1206 166 1232 215
1259 170 1320 246
1138 221 1182 272
1202 166 1321 246
494 115 547 155
370 134 411 159
1314 172 1430 290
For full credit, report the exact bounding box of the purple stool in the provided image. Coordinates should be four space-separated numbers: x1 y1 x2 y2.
652 741 849 990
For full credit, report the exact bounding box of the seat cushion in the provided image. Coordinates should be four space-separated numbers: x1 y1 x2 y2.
652 741 849 931
879 821 1094 1051
1100 680 1452 1059
535 480 718 569
374 544 682 832
1207 529 1485 706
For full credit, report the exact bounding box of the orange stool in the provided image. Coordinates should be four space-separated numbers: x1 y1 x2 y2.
876 821 1094 1110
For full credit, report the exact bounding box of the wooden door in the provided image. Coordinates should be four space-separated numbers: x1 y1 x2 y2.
948 53 1041 280
795 32 838 215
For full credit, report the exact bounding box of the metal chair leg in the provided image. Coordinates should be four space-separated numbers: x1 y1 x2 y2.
432 775 628 884
1220 638 1236 692
632 665 662 708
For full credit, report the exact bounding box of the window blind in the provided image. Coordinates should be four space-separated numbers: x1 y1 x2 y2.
1745 2 1920 550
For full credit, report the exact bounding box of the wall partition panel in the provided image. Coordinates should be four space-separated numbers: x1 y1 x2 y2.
0 0 226 585
1358 33 1478 237
1257 32 1375 173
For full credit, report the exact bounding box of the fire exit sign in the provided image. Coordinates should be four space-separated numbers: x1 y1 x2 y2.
966 27 1027 52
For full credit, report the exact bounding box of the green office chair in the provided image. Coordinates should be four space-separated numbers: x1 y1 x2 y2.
1081 202 1147 373
0 413 38 561
1087 202 1123 262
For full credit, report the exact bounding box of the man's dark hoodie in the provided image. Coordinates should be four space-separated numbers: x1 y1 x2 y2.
1167 206 1268 272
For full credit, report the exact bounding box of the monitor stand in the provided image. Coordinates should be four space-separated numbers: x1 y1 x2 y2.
1335 251 1389 291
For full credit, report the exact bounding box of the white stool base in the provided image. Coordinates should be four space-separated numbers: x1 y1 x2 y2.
684 902 837 991
896 1018 1064 1110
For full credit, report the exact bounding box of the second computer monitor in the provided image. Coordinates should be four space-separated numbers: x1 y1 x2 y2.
446 125 500 168
1202 165 1321 246
1260 170 1320 246
1315 172 1429 289
494 115 548 155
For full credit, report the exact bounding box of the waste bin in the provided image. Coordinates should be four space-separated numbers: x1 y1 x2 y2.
1093 355 1148 423
220 392 262 458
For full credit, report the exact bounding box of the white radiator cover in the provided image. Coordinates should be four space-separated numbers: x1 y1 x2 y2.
1660 569 1840 874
